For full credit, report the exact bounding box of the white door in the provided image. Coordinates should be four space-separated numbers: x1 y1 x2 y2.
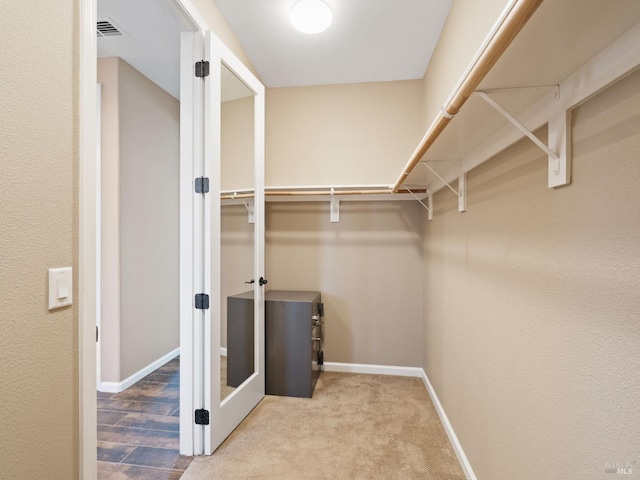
203 31 266 454
180 28 265 457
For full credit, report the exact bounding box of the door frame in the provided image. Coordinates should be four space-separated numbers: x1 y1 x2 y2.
79 0 209 475
95 83 102 388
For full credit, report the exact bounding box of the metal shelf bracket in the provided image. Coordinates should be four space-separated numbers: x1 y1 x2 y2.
330 188 340 223
547 109 572 188
477 91 571 188
421 162 467 213
406 186 433 221
243 198 255 224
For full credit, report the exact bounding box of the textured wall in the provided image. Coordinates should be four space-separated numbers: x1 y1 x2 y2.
98 58 180 383
97 57 122 383
422 69 640 480
267 201 424 367
0 1 78 478
221 96 254 191
221 200 426 369
421 0 509 127
118 58 180 381
266 80 424 186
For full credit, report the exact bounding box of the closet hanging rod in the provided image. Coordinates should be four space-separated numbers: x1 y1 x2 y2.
391 0 544 193
220 187 427 201
267 184 392 191
221 192 254 200
267 189 394 197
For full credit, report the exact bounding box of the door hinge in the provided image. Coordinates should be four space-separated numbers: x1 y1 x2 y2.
195 177 210 194
195 60 209 78
96 326 99 342
195 293 209 310
195 409 210 425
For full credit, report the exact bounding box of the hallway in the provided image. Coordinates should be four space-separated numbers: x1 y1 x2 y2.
97 357 192 479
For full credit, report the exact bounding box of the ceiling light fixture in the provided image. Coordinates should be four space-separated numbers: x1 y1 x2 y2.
290 0 333 34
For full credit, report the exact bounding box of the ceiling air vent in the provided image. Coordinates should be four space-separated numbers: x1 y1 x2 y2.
97 18 124 38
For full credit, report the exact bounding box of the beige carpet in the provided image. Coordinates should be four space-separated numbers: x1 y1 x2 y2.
182 372 465 480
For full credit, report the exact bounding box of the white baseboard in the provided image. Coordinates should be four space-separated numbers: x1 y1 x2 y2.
323 361 476 480
220 347 227 357
323 361 423 378
98 347 180 393
420 370 477 480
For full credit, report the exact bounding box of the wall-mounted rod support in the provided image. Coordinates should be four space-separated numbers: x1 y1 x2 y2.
458 172 467 213
440 106 456 119
243 199 255 224
330 193 340 223
421 163 466 213
422 163 461 198
477 91 559 160
547 109 572 188
405 186 432 213
392 0 543 192
428 194 433 221
330 200 340 222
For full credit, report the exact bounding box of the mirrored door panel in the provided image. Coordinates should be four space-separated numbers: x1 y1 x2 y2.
220 64 255 403
203 30 265 455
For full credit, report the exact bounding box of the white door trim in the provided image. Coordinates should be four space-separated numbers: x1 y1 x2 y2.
179 28 205 457
96 83 102 388
79 0 98 477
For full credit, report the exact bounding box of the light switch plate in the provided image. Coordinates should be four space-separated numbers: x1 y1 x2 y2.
49 267 72 310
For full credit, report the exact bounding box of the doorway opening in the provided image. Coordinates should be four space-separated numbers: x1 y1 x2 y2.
86 0 203 475
81 1 267 475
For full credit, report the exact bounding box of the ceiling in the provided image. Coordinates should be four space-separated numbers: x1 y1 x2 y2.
97 0 191 99
97 0 453 97
212 0 453 88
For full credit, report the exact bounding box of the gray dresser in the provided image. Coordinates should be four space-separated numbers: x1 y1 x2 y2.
226 290 324 398
265 290 323 398
226 290 255 388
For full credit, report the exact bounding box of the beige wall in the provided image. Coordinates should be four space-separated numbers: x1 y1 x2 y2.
118 59 181 379
98 57 122 383
222 96 254 191
0 1 78 478
266 80 424 186
421 0 509 127
267 201 424 366
220 198 426 369
422 69 640 480
98 57 180 383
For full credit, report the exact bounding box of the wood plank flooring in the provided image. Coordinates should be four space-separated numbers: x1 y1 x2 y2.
97 356 193 479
